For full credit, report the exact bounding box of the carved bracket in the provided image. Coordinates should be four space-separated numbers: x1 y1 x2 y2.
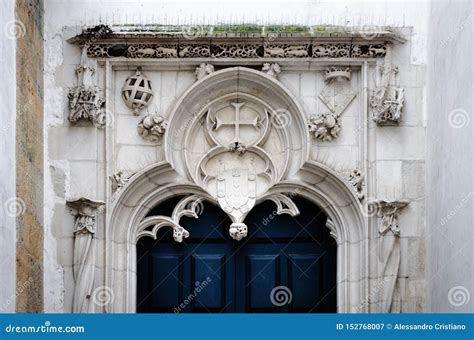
261 63 281 78
369 199 409 236
137 195 206 242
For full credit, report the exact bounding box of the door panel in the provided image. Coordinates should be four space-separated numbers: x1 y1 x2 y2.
137 196 337 313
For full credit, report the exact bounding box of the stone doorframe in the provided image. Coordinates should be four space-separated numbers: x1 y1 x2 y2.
101 64 368 313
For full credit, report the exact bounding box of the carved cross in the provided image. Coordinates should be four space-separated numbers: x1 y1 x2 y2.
215 102 258 144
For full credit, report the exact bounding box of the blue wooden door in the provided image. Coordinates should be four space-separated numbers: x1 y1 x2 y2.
137 196 337 313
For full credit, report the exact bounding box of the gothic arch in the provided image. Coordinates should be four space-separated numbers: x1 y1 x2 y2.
105 66 367 313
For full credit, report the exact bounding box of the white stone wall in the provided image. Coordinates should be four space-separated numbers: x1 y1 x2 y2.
426 0 473 313
43 0 431 313
0 0 17 313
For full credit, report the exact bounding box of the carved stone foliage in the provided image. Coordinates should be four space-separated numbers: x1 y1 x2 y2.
66 197 105 313
68 47 105 127
121 68 154 115
110 171 133 194
261 63 281 78
369 199 409 313
137 195 205 243
137 113 168 141
308 112 341 141
195 63 215 80
309 66 356 141
84 42 387 59
370 46 405 125
348 169 365 201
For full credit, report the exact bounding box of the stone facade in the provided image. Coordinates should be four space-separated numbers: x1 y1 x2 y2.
0 0 469 314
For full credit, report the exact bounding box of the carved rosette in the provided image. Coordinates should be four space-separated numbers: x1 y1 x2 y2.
66 197 105 313
261 63 281 78
68 47 105 127
308 112 341 141
137 113 168 141
195 63 215 80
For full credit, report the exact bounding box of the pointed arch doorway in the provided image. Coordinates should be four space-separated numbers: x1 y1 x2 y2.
136 195 337 313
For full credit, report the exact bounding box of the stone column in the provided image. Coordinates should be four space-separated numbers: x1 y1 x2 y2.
67 197 105 313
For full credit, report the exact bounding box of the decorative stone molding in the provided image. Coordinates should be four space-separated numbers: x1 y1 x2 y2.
369 199 409 313
370 45 405 125
324 66 351 82
261 63 281 78
121 67 154 115
348 169 365 201
308 112 341 141
195 63 215 80
137 195 206 242
67 47 105 127
137 112 167 142
265 193 300 217
66 197 105 313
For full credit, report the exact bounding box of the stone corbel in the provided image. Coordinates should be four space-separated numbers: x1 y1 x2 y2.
369 199 409 313
195 63 215 81
309 66 356 142
370 44 405 125
66 197 105 313
261 63 281 78
137 195 206 242
67 46 106 128
348 169 365 201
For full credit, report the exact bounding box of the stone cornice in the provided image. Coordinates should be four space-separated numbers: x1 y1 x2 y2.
68 25 406 59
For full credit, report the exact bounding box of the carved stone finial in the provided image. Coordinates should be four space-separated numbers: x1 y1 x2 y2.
68 46 105 127
370 45 405 125
195 63 215 80
348 169 365 201
308 112 341 142
262 63 281 78
121 67 154 115
369 199 409 236
137 112 168 141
